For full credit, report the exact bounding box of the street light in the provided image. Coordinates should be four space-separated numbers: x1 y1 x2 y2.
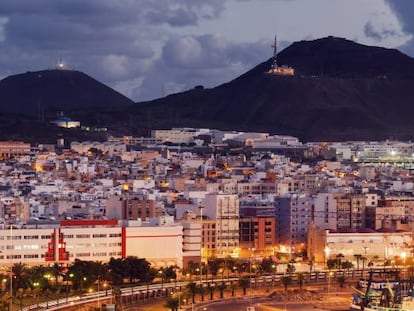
159 270 164 290
324 246 331 268
66 273 74 303
97 276 101 311
328 271 333 295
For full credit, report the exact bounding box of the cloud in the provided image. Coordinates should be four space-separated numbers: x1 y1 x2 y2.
0 17 8 42
364 21 398 41
136 34 271 101
0 0 229 100
384 0 414 53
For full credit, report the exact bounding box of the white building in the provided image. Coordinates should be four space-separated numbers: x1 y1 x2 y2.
203 193 240 257
0 219 195 268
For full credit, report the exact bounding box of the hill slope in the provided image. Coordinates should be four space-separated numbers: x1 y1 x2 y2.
131 37 414 141
0 69 134 116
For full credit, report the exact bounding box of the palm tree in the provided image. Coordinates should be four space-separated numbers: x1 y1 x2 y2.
0 293 8 311
218 282 227 299
239 277 250 296
32 286 42 309
281 275 292 292
342 261 354 272
12 263 29 291
197 284 205 302
336 253 345 270
337 275 347 288
296 272 305 290
186 282 197 304
186 261 198 281
16 288 25 311
208 283 215 300
207 258 221 281
354 254 362 270
229 282 237 297
51 262 64 303
361 256 368 274
165 296 179 311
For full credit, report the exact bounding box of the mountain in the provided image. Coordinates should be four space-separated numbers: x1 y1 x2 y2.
2 36 414 143
130 36 414 141
0 69 134 116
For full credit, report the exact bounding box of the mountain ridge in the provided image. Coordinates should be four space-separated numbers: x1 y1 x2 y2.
1 36 414 142
131 36 414 141
0 69 133 115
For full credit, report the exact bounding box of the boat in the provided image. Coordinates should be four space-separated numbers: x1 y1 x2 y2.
350 269 414 311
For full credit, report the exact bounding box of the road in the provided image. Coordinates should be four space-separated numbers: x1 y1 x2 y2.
191 288 352 311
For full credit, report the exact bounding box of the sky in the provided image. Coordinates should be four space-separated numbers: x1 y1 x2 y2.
0 0 414 102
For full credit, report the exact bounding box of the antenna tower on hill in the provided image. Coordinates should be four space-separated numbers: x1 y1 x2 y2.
268 35 295 76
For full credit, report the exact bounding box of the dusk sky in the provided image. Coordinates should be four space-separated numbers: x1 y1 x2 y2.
0 0 414 102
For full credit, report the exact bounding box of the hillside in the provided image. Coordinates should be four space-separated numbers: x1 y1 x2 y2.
130 37 414 141
1 36 414 143
0 69 134 116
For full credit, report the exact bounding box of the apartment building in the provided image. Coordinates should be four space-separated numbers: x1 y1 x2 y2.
202 193 240 258
0 141 31 159
239 217 276 257
274 194 312 245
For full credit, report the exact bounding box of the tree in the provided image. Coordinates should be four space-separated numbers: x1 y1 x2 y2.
186 282 197 304
107 257 126 285
32 286 42 309
259 257 276 274
327 259 336 271
239 277 250 296
281 275 292 292
337 275 347 288
12 263 29 291
207 258 221 280
165 296 179 311
336 253 345 270
16 288 25 311
226 258 237 278
286 263 296 275
342 261 354 272
361 256 368 273
186 261 198 281
208 283 215 300
354 254 362 270
229 282 237 297
51 262 64 303
218 282 227 299
296 272 305 290
197 284 205 302
163 266 177 282
0 293 9 311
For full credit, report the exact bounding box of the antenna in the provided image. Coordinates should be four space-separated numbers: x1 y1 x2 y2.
56 57 65 70
271 35 278 71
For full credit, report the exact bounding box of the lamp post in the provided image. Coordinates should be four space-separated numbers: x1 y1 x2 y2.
324 246 331 269
159 270 164 291
97 276 101 311
328 271 333 295
66 273 73 303
272 264 276 286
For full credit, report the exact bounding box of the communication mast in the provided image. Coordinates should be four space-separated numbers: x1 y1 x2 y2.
271 35 278 72
268 35 295 76
56 58 65 70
